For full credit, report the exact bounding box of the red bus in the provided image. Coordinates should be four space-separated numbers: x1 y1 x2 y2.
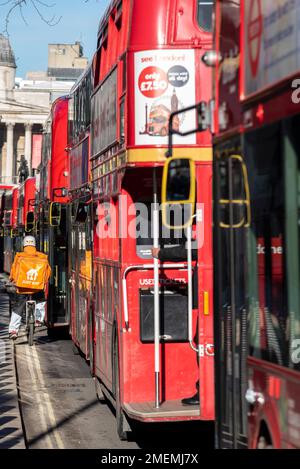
213 0 300 449
0 186 13 272
17 177 36 237
39 96 70 330
2 186 18 274
0 185 14 272
89 0 214 439
14 176 36 262
67 67 93 357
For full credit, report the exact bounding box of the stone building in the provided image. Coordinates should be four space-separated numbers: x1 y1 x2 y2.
26 42 88 82
47 42 88 81
0 35 84 185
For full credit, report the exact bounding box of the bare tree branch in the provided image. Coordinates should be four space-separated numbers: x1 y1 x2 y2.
0 0 102 36
0 0 62 35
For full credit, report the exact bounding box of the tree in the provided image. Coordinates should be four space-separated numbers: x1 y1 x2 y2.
0 0 62 34
0 0 95 35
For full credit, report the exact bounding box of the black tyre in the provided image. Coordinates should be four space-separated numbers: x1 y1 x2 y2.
28 322 34 346
89 342 94 375
47 327 55 339
72 343 80 355
94 378 106 403
114 336 128 441
47 326 69 340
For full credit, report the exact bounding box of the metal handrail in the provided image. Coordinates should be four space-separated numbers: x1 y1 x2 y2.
122 262 187 331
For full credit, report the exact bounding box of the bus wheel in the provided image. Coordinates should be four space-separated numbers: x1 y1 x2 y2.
94 378 106 403
47 325 69 339
72 343 80 355
114 336 129 441
89 343 94 375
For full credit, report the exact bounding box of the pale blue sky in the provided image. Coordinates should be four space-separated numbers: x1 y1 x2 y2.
0 0 110 78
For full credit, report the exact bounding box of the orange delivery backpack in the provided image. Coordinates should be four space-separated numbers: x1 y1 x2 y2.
14 255 49 294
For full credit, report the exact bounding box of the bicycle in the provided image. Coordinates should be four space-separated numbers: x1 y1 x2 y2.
25 295 36 346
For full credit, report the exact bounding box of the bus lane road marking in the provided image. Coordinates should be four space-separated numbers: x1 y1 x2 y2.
25 343 53 449
31 344 65 449
24 343 64 449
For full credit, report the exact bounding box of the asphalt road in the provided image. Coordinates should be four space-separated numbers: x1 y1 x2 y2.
15 328 214 449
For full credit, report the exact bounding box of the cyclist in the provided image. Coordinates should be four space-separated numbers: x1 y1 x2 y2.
8 236 51 340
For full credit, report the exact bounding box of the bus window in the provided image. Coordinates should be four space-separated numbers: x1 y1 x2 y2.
245 123 287 367
283 115 300 371
75 201 88 224
197 0 215 32
135 200 184 259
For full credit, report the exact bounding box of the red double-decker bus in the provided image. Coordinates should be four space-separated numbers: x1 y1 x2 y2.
2 186 18 274
213 0 300 449
89 0 214 439
67 67 93 357
38 96 70 330
0 185 14 272
17 177 36 235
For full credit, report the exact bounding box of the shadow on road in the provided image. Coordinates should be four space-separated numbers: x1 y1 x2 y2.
16 326 215 449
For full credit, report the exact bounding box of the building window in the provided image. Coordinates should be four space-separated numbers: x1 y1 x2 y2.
197 1 214 32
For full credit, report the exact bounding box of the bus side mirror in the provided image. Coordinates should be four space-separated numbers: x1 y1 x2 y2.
161 157 196 229
49 202 61 227
25 212 35 233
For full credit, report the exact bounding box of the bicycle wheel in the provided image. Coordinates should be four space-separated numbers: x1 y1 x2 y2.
27 302 35 346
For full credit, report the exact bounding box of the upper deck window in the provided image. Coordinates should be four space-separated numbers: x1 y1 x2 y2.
115 0 122 29
197 0 214 32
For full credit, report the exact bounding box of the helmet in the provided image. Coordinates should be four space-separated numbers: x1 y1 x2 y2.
23 236 36 248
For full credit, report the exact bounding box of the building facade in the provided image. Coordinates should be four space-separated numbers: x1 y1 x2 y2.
0 35 86 185
47 42 88 81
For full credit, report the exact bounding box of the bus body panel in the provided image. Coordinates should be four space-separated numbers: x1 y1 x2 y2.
67 0 215 431
2 187 18 274
68 67 92 356
39 96 70 328
213 0 300 449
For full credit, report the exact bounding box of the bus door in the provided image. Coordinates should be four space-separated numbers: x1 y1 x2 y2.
69 201 79 340
49 204 68 325
214 147 249 448
76 200 92 355
69 198 91 353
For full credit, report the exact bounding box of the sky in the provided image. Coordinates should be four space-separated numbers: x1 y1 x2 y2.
0 0 110 78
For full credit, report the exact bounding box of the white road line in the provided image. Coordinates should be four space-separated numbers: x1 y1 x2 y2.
25 343 53 449
31 344 65 449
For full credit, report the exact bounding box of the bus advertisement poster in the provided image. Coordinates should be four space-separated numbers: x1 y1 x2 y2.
134 49 196 145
